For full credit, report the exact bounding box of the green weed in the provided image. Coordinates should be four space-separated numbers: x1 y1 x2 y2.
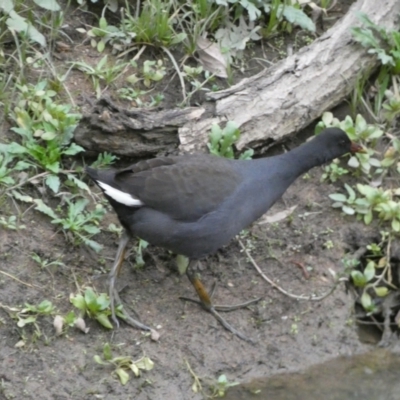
208 121 254 160
70 287 116 329
94 343 154 385
34 198 105 252
71 56 128 98
352 13 400 75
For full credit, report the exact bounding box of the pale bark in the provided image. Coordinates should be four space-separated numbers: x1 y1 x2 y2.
74 0 400 156
179 0 400 153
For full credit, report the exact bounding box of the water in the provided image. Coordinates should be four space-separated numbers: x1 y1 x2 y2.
225 349 400 400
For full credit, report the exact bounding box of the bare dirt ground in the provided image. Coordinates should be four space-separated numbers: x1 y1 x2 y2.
0 1 378 399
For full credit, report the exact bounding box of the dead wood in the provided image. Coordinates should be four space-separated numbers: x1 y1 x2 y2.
74 97 204 157
179 0 400 153
74 0 400 157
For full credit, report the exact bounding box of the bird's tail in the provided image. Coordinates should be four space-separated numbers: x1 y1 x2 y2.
85 166 100 182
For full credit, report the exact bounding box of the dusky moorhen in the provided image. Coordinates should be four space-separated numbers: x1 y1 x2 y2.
86 127 363 341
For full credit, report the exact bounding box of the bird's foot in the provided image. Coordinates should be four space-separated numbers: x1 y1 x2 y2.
110 287 152 331
179 295 262 312
183 263 262 343
180 294 261 343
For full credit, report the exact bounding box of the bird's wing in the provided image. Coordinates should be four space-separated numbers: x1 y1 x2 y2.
114 155 243 221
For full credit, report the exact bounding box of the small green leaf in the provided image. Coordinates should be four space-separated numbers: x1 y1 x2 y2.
360 291 372 310
96 293 110 310
33 0 61 11
7 142 28 154
96 313 113 329
130 363 140 376
171 32 187 44
64 310 76 325
99 17 108 30
321 112 333 126
14 160 31 170
342 205 355 215
64 143 85 156
364 210 373 225
82 238 103 252
0 0 14 13
94 355 108 365
374 286 389 297
45 174 60 193
126 74 139 84
41 131 57 141
82 224 101 235
115 368 130 385
329 193 347 202
34 199 58 219
351 270 366 287
97 40 105 53
363 261 376 282
6 11 47 46
218 374 228 384
70 294 86 311
84 287 99 311
46 162 60 174
281 5 315 32
176 254 189 275
17 316 37 327
135 356 154 371
11 191 33 203
67 174 90 192
369 158 381 167
348 156 360 168
344 184 356 200
103 343 113 360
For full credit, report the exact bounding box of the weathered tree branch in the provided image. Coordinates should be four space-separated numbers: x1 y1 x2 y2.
74 97 204 157
74 0 400 157
179 0 400 153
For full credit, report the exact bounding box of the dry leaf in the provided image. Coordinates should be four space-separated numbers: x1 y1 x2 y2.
258 205 297 225
196 37 227 78
74 317 90 334
150 328 160 341
53 315 64 335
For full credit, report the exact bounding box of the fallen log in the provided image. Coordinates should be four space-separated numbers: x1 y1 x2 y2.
179 0 400 153
74 97 204 157
74 0 400 157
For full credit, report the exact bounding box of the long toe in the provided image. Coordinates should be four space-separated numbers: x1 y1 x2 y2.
111 287 152 331
184 260 257 343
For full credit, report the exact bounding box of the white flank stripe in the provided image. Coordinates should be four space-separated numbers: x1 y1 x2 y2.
97 181 143 206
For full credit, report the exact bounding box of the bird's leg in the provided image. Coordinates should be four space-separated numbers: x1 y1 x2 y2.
108 230 151 331
181 260 261 343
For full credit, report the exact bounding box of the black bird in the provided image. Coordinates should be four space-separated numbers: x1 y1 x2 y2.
86 127 363 341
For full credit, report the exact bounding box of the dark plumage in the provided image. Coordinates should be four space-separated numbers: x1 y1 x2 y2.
86 127 363 341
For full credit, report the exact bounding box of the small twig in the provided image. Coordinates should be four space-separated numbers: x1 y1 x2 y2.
4 169 77 193
70 267 81 293
238 239 343 301
179 72 215 107
0 303 20 312
117 44 145 60
360 96 380 123
184 358 203 394
290 260 310 279
5 171 50 192
161 46 186 101
370 314 384 332
0 270 42 289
